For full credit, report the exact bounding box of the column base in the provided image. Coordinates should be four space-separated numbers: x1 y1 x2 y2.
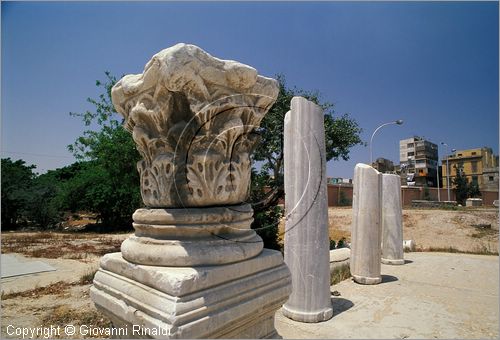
90 249 291 339
281 305 333 323
352 274 382 285
381 258 405 265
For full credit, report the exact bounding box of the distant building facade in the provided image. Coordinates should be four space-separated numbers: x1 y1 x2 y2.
371 157 395 173
399 136 438 187
442 147 499 192
327 177 352 185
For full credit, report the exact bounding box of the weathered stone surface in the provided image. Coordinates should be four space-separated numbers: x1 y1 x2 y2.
381 174 404 265
350 164 382 285
330 248 351 273
91 44 292 339
112 43 279 208
91 250 291 339
466 198 483 207
403 239 416 252
122 204 263 266
282 97 333 322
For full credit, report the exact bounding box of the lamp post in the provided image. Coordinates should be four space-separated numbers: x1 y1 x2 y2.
436 159 440 202
441 142 456 201
370 120 404 165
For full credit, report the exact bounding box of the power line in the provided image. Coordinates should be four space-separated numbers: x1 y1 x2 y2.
1 150 75 159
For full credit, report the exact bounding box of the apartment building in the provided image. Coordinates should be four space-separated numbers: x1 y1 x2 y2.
400 136 438 187
442 147 499 191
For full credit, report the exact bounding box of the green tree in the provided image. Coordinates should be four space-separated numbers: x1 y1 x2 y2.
453 167 468 205
23 171 61 229
467 181 481 199
250 75 363 250
66 73 362 241
68 72 142 227
253 74 363 188
1 158 36 229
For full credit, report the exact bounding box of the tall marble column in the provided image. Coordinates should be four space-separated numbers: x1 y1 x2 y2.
381 174 405 265
282 96 333 323
350 164 382 285
90 43 291 338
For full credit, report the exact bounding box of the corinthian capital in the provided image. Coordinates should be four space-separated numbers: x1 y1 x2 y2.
111 43 278 207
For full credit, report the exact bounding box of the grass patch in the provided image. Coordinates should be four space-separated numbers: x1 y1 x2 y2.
330 264 351 285
1 281 72 300
1 232 123 260
329 229 351 244
79 268 98 285
417 246 498 256
2 269 98 300
42 305 111 336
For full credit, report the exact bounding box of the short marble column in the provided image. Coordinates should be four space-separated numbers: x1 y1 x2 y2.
282 96 333 323
350 163 382 285
381 174 405 265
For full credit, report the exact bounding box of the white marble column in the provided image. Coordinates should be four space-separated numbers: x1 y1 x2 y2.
350 164 382 284
381 174 405 265
282 96 333 323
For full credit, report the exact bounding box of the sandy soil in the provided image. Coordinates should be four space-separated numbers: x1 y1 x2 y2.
1 232 130 339
1 207 498 338
327 207 499 253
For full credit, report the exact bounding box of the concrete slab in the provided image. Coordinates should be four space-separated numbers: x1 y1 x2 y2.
1 254 56 278
275 252 499 339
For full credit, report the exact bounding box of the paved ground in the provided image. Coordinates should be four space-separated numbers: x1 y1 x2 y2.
1 254 56 278
275 252 499 339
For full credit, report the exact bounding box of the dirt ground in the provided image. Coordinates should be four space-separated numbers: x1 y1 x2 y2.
1 207 498 338
326 207 499 254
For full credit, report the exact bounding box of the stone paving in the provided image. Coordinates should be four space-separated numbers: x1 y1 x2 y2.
276 252 499 339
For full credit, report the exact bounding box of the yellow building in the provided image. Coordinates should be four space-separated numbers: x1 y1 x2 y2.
442 147 499 191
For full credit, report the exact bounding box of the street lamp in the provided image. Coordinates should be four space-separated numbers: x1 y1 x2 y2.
441 142 456 201
370 120 404 165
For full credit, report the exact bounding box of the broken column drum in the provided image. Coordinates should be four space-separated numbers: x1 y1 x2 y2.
282 97 333 322
90 43 292 339
381 173 404 265
350 164 382 285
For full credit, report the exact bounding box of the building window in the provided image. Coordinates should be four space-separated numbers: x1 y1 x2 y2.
472 152 477 155
457 153 462 156
471 161 477 173
408 152 414 156
472 176 478 185
489 176 494 181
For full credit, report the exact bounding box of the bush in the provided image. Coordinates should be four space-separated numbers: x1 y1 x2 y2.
337 237 347 248
338 191 352 206
251 205 283 252
329 239 336 250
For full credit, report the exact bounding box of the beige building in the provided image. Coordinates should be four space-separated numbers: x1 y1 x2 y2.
442 147 499 191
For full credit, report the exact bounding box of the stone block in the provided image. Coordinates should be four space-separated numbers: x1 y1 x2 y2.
91 250 291 338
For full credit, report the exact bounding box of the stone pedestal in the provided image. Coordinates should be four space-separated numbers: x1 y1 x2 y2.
91 44 292 338
91 250 290 338
350 164 382 285
282 97 333 323
381 174 404 265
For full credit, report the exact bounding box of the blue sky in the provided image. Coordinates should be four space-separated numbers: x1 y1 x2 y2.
2 1 498 178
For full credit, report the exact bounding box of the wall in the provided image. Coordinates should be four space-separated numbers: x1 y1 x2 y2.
326 184 498 206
